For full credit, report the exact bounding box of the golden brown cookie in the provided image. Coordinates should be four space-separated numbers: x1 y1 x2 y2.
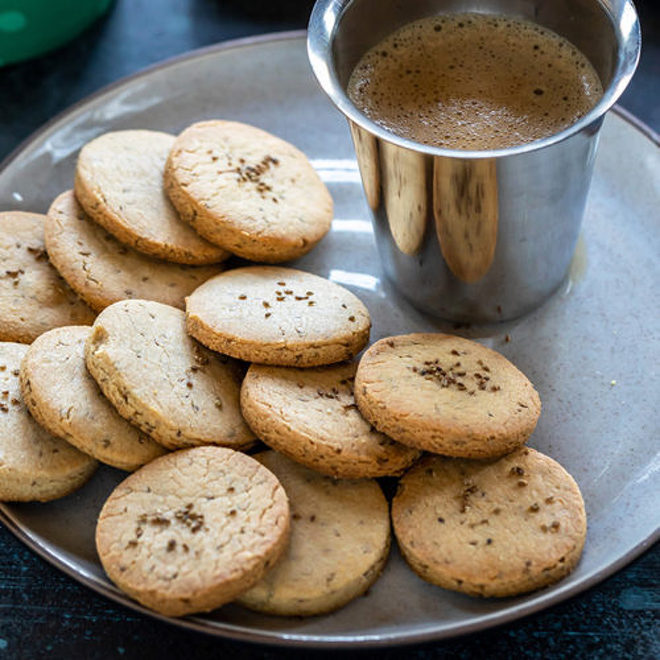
391 448 587 597
45 191 222 312
186 266 371 367
0 342 97 501
164 120 333 262
0 211 95 343
75 130 229 265
20 326 167 471
240 362 420 478
236 450 390 616
85 299 254 451
355 333 541 458
96 446 290 616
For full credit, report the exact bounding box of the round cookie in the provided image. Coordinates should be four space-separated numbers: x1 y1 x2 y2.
240 362 420 478
0 211 95 343
236 450 390 616
186 266 371 367
164 120 333 262
45 191 222 312
85 299 255 451
75 130 229 265
0 342 97 502
355 333 541 458
391 448 587 597
20 326 167 471
96 446 290 616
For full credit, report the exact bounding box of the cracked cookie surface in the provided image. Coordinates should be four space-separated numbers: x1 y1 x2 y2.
0 342 97 501
186 266 371 367
20 326 167 471
391 447 587 597
236 450 390 616
75 130 228 265
45 190 222 312
164 120 333 262
240 362 419 478
355 333 541 458
96 446 290 616
84 299 255 450
0 211 95 343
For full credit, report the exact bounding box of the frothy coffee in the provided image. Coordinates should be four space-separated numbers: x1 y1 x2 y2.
347 13 603 150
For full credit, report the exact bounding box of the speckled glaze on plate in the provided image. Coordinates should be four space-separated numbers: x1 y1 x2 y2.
0 33 657 648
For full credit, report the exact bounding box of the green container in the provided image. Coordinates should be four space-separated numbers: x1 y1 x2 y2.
0 0 114 67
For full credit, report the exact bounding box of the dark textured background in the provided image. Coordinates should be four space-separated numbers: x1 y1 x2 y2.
0 1 657 658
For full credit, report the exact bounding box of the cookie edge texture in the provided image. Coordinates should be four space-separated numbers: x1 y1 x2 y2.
354 333 541 458
95 447 291 616
391 450 587 598
163 120 333 263
240 364 419 478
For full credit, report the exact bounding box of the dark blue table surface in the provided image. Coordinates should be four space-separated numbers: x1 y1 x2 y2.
0 1 657 658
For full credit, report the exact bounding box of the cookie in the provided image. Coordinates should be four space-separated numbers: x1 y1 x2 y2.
0 342 97 501
74 130 229 265
240 362 420 478
355 333 541 458
0 211 95 343
20 326 167 471
164 120 333 262
85 299 254 451
236 450 390 616
45 191 222 312
391 448 587 597
96 446 290 616
186 266 371 367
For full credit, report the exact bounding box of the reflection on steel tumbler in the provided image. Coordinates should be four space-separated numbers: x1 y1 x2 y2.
308 0 640 322
433 157 498 284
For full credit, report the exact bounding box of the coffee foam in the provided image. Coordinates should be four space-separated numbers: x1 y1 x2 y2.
347 13 603 150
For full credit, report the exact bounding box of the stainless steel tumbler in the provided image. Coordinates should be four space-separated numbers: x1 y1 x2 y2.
308 0 641 322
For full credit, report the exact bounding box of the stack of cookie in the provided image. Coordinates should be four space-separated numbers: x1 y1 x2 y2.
0 118 334 481
87 266 403 617
0 118 586 620
355 334 586 598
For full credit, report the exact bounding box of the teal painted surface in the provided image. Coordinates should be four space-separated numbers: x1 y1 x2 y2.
0 0 113 66
619 587 660 611
0 525 657 658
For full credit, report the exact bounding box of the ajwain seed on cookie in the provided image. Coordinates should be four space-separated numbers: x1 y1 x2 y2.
20 326 167 471
164 120 333 262
355 333 541 458
0 342 97 502
85 299 254 450
96 447 290 616
75 130 229 265
0 211 95 343
236 451 391 616
186 266 371 367
45 191 223 312
392 447 587 598
240 362 420 478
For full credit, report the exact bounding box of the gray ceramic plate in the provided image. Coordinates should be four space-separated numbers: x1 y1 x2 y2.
0 32 658 648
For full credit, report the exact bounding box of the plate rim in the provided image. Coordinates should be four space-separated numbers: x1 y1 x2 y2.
0 30 658 649
0 29 657 182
